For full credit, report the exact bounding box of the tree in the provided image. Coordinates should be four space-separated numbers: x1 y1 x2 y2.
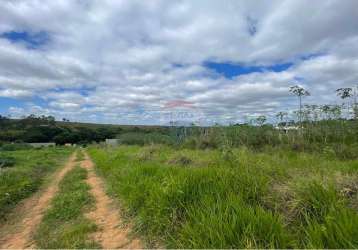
336 85 358 119
330 105 342 120
276 112 288 126
336 88 352 119
336 88 353 99
321 105 331 120
256 115 267 126
0 115 10 129
289 85 310 127
311 104 319 121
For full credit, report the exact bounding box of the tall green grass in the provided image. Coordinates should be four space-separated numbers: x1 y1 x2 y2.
88 145 358 248
0 147 73 220
294 182 358 248
34 166 98 249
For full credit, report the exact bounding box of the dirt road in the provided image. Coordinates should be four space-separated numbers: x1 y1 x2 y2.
81 152 142 249
0 152 77 249
0 151 142 249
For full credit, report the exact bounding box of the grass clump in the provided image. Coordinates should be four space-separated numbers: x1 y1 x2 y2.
291 181 358 248
174 195 292 249
167 154 193 166
0 156 16 169
304 207 358 248
0 147 73 221
34 166 99 249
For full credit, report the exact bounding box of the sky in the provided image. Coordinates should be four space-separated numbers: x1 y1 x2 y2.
0 0 357 125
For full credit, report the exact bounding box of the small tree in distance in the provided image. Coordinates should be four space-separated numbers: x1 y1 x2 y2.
276 111 288 127
336 87 352 119
289 85 310 128
256 115 267 126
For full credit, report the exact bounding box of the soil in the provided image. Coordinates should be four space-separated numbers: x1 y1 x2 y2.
81 152 142 249
0 151 142 249
0 153 77 249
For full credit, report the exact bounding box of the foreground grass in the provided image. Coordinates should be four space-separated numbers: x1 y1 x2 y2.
89 145 358 249
34 165 98 249
0 147 73 220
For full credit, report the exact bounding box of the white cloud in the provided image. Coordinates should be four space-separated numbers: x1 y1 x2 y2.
0 0 357 124
0 89 32 98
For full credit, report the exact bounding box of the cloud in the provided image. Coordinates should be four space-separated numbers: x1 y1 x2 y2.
0 88 33 98
0 0 357 124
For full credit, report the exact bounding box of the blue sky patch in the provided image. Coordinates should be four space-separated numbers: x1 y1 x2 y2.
0 97 25 115
0 31 50 49
204 62 293 79
52 86 96 97
0 96 49 117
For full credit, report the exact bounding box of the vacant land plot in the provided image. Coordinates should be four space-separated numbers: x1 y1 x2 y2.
89 145 358 248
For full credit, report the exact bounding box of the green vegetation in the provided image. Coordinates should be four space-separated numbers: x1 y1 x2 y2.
0 147 73 220
34 165 98 249
0 114 122 145
119 132 173 145
0 86 357 153
0 156 16 169
88 145 358 248
0 85 357 248
76 150 85 161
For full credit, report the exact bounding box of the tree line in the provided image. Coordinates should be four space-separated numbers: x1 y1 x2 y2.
0 115 120 145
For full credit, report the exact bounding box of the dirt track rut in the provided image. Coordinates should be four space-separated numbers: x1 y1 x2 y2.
0 152 77 249
81 152 142 249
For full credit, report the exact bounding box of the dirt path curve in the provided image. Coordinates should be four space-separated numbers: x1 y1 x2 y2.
81 152 142 249
0 152 78 249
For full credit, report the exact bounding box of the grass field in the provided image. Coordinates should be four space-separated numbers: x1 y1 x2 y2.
0 147 73 220
88 145 358 248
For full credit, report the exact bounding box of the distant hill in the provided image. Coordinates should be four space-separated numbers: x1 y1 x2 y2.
0 115 170 145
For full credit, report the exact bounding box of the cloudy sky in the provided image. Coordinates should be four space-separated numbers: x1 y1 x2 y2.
0 0 357 125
